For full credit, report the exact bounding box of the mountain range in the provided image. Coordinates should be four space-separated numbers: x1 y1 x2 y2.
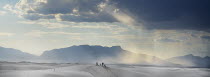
0 46 37 61
40 45 172 65
41 45 124 63
167 54 210 68
0 45 209 68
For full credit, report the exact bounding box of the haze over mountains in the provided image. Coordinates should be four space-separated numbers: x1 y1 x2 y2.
40 45 169 65
0 46 37 61
0 45 209 68
168 54 210 68
41 45 124 63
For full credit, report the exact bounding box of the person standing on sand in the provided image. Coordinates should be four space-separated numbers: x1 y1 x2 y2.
96 62 98 66
102 62 104 67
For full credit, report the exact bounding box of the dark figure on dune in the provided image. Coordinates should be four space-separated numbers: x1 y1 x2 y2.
102 62 107 68
102 62 104 66
96 62 107 68
96 62 99 66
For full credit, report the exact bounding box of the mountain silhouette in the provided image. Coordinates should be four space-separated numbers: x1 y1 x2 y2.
0 46 37 61
0 45 181 66
40 45 174 66
167 54 210 68
41 45 127 62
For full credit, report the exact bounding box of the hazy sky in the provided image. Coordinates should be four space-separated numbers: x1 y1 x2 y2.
0 0 210 59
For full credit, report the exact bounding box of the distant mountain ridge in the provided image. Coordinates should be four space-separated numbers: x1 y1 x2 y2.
1 45 209 68
0 45 177 66
40 45 127 62
0 46 37 61
167 54 210 68
40 45 174 66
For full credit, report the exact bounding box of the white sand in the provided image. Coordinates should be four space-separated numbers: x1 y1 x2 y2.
0 63 209 77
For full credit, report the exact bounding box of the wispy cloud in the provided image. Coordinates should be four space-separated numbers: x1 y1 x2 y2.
24 30 81 37
18 21 70 29
0 32 14 36
0 11 7 16
18 21 114 29
18 20 128 34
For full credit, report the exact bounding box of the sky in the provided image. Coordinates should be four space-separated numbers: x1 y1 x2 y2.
0 0 210 59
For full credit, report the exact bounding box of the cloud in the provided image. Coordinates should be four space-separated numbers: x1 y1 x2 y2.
201 36 210 40
18 21 70 29
0 11 7 16
157 38 180 43
18 20 115 29
0 32 14 36
24 30 80 37
5 0 210 31
5 0 116 22
5 0 139 27
19 20 128 34
3 4 20 15
112 0 210 31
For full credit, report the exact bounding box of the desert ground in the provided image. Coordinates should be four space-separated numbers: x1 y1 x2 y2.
0 62 209 77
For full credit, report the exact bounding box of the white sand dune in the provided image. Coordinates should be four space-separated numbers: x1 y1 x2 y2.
0 63 209 77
